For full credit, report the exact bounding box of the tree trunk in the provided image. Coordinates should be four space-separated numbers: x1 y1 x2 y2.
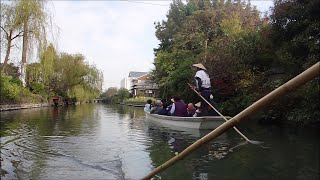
1 30 13 74
20 16 28 86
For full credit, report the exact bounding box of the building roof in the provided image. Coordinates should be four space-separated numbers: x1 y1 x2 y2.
128 71 148 78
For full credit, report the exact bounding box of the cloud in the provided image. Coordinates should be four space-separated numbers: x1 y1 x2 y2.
51 1 170 90
50 1 273 91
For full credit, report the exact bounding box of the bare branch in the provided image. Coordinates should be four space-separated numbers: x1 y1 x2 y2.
11 31 24 40
0 26 9 37
14 44 20 50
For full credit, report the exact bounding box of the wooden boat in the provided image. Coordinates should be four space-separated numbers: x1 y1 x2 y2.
145 112 231 130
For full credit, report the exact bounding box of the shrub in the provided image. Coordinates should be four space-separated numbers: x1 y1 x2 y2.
0 74 47 104
30 82 47 95
124 97 156 104
0 74 22 100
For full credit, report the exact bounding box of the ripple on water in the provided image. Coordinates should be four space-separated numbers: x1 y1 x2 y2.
1 105 319 180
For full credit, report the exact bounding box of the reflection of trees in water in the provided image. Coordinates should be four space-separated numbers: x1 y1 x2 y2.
108 104 147 132
46 104 100 136
145 125 243 179
115 105 126 117
0 104 101 179
0 108 55 179
108 104 146 119
1 104 100 137
144 126 235 179
146 127 194 180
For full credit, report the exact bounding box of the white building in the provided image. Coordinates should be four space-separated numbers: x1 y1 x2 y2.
120 77 132 90
120 71 148 91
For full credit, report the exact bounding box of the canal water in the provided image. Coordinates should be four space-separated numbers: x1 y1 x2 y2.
0 104 319 180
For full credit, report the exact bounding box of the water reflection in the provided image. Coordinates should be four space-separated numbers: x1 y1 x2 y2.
1 104 319 180
0 105 107 179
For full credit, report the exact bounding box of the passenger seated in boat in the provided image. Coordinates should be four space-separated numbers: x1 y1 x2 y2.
166 100 173 112
151 100 163 114
194 102 202 117
187 103 196 117
157 101 170 115
169 96 188 117
194 100 219 116
144 99 152 113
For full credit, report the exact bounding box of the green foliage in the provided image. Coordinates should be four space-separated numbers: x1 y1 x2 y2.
0 63 20 78
124 97 156 104
117 88 130 102
220 13 243 39
30 82 46 95
26 62 42 86
152 0 319 126
40 43 57 84
153 1 262 101
2 49 103 104
0 73 45 103
14 0 50 52
271 0 320 74
70 85 86 103
1 1 102 104
0 2 24 74
45 52 103 101
0 74 22 100
100 87 118 103
136 90 145 97
100 87 131 103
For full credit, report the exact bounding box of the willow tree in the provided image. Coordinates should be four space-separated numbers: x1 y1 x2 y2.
0 3 24 73
14 0 51 86
40 44 57 85
50 52 103 101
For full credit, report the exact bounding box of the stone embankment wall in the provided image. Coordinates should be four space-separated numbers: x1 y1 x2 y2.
0 103 51 111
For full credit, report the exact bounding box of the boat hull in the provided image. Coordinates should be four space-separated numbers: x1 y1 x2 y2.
145 113 230 130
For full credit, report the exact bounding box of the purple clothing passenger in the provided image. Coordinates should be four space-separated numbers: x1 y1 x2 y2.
170 96 188 117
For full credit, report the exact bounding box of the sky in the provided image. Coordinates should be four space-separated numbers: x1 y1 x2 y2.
2 0 273 91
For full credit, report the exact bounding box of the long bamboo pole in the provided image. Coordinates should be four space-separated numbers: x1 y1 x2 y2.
187 82 256 143
142 62 320 180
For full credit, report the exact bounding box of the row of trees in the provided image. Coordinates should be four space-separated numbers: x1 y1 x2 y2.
100 87 130 103
26 44 103 102
151 0 319 125
1 0 103 103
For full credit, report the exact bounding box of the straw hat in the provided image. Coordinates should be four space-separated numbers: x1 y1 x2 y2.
195 102 201 107
192 63 207 70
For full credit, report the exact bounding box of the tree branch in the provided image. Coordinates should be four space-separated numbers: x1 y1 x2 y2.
11 31 24 40
0 26 9 37
14 44 20 50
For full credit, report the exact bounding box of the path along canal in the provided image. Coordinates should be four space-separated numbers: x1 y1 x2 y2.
0 104 319 179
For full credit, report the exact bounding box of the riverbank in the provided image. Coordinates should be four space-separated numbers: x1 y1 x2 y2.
0 103 51 111
119 102 145 107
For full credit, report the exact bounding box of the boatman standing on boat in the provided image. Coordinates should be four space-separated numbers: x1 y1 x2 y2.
192 63 211 116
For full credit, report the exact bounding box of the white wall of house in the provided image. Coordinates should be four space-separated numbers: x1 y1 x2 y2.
120 77 132 90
